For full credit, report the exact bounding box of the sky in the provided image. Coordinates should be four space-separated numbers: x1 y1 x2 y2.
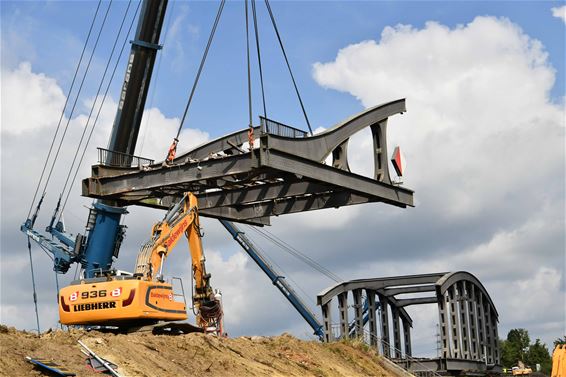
1 0 565 358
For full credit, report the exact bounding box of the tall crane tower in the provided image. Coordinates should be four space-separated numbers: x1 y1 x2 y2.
22 0 169 279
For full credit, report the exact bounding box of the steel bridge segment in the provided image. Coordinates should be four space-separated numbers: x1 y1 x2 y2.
317 271 501 375
173 126 262 162
82 99 414 223
317 273 447 306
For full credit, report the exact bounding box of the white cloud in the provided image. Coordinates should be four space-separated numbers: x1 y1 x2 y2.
0 61 217 329
135 107 209 161
312 16 564 347
1 62 65 134
552 5 566 23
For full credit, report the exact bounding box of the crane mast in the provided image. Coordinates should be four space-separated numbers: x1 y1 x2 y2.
83 0 168 278
22 0 169 279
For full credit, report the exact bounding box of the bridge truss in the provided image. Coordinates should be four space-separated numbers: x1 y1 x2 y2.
317 271 501 376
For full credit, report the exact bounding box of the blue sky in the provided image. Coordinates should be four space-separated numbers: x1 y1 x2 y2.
1 0 565 354
2 1 564 142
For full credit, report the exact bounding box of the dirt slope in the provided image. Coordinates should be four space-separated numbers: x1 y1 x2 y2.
0 325 397 377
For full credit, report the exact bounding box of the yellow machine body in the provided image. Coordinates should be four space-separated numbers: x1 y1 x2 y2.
552 344 565 377
59 278 187 326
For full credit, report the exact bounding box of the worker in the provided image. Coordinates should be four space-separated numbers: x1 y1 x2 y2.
166 138 178 164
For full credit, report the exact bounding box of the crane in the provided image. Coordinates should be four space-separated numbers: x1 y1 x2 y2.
21 0 169 280
58 192 224 335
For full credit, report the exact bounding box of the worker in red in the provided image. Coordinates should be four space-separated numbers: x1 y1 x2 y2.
166 138 178 164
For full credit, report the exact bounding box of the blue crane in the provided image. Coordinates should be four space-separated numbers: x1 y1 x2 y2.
220 219 325 341
22 0 168 279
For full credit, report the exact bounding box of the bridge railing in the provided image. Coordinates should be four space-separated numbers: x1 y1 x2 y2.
260 116 308 138
97 147 154 168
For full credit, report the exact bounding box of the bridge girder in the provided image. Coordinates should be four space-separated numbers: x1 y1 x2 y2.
82 99 414 225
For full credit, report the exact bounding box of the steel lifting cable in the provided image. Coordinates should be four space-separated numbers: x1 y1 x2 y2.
26 238 41 335
251 0 267 120
253 226 342 282
243 226 317 307
245 0 253 129
264 0 313 136
36 0 113 219
169 0 225 156
56 0 133 219
246 225 343 283
58 1 141 219
24 0 105 338
26 0 103 220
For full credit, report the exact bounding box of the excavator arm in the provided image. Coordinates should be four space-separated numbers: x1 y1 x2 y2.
133 192 222 331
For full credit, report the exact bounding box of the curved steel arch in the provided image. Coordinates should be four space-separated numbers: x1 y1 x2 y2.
316 271 500 373
436 270 498 317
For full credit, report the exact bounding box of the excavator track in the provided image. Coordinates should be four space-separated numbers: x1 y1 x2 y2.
85 321 204 335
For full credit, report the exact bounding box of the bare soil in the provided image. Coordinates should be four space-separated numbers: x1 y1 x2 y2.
0 325 396 377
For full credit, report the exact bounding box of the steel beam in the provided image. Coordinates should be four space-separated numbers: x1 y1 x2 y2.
176 126 260 162
258 149 413 208
459 281 471 360
438 291 451 358
83 153 257 198
260 99 406 164
470 284 480 360
367 290 378 350
477 291 487 362
392 306 402 358
321 302 333 343
317 273 446 306
396 297 438 307
198 190 377 220
338 292 349 339
383 285 436 296
403 319 412 357
353 289 364 337
448 285 461 359
379 295 391 358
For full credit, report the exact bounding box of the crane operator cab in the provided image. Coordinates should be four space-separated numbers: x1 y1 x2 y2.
58 193 224 336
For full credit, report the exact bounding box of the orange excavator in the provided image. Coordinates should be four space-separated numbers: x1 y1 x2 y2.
58 193 223 335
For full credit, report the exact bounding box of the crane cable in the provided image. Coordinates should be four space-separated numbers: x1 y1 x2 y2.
139 0 177 156
26 0 103 220
26 238 41 336
246 225 343 283
24 0 105 338
33 0 113 224
245 0 254 149
165 0 226 164
250 0 267 120
58 2 141 220
56 1 137 222
242 226 318 308
264 0 313 135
